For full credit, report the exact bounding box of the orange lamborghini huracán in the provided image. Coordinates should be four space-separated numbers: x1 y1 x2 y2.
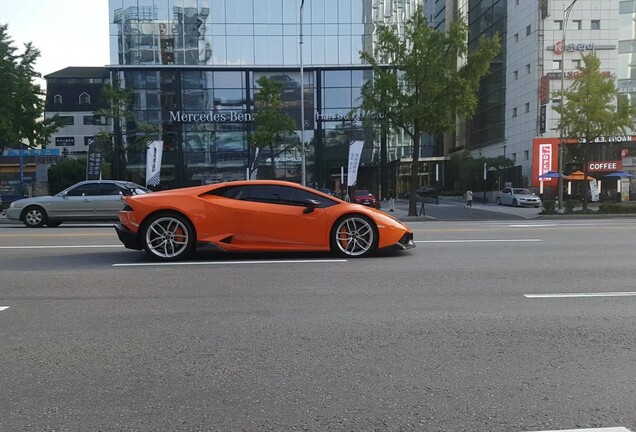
114 180 415 261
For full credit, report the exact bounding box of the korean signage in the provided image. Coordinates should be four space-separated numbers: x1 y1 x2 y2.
539 105 546 133
55 137 75 146
4 148 61 157
547 42 615 54
86 141 103 180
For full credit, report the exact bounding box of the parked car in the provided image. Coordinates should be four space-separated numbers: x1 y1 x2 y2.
6 180 150 228
496 187 541 208
115 180 414 261
351 189 377 207
416 186 439 198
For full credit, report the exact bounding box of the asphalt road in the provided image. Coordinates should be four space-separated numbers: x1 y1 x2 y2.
1 219 635 432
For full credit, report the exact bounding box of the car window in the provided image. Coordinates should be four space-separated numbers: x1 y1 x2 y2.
99 183 124 196
502 188 511 194
355 190 370 196
209 185 336 207
66 183 100 196
513 188 532 195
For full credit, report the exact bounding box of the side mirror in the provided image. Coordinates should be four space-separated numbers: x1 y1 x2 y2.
302 199 321 214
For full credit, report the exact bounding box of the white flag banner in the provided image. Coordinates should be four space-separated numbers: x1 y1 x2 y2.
347 140 364 187
146 140 163 186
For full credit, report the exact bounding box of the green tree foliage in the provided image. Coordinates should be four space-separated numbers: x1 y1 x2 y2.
246 76 297 179
360 7 501 216
554 53 634 210
94 77 161 179
0 23 63 154
47 157 86 194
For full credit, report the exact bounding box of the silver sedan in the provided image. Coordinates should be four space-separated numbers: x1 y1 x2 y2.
496 187 542 208
6 180 149 227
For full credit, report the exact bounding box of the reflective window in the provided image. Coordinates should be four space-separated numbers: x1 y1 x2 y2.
99 183 124 196
66 183 100 197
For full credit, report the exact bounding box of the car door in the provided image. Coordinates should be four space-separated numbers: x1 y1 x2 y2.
229 185 328 247
49 182 99 219
500 188 513 205
93 182 125 219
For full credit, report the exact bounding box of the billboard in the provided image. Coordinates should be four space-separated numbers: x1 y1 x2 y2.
532 138 559 188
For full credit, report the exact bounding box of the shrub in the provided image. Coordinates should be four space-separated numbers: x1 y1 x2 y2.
598 204 636 214
564 199 581 214
541 200 556 215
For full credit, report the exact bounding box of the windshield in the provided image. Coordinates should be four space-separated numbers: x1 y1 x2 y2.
355 190 371 196
513 188 533 195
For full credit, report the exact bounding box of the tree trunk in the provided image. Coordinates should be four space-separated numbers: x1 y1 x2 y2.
408 130 420 216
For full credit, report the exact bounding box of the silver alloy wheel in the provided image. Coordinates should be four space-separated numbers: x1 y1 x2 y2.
145 216 191 259
24 207 45 227
333 216 375 257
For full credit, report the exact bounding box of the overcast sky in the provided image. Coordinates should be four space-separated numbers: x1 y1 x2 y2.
2 0 110 79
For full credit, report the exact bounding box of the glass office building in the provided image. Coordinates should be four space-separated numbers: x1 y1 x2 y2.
108 0 437 196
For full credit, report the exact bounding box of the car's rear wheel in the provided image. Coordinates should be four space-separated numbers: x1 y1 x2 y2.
45 221 62 227
22 206 47 228
496 197 502 205
330 214 378 258
141 212 195 261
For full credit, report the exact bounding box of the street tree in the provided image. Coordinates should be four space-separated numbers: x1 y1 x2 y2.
554 53 634 210
94 77 160 179
360 7 500 216
0 23 63 155
247 76 297 179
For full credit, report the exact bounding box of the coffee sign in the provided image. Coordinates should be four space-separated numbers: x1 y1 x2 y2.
588 161 622 172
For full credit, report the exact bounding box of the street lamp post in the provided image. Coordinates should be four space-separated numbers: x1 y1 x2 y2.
558 0 579 213
299 0 306 186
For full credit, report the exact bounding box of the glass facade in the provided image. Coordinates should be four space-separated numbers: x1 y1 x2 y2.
465 0 507 148
109 0 419 67
117 66 415 194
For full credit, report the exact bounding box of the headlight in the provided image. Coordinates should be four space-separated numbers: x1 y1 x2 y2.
9 202 15 208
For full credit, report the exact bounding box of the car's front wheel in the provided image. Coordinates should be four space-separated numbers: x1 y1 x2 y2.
512 199 518 207
22 206 47 228
141 212 195 261
330 215 378 258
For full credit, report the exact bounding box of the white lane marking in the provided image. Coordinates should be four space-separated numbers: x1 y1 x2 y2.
0 306 9 311
525 428 632 432
508 224 557 227
415 239 542 243
525 292 636 299
113 259 347 267
0 245 124 249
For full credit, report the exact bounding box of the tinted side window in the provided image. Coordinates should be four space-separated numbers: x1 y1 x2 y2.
209 185 246 199
66 183 100 196
288 188 337 207
99 183 124 195
242 185 294 204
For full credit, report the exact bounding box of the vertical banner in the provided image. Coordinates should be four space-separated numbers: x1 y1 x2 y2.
146 140 163 187
250 147 260 180
621 178 630 202
86 139 102 180
589 179 600 202
347 140 364 187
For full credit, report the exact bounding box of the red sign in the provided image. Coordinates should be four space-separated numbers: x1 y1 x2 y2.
532 138 559 187
554 40 565 56
588 161 622 172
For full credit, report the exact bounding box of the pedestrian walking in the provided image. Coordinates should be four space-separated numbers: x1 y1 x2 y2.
388 190 395 212
465 188 473 208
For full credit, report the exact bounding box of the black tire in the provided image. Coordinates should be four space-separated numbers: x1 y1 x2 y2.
45 221 63 227
496 197 502 205
141 212 196 261
22 206 47 228
512 199 518 207
330 214 378 258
